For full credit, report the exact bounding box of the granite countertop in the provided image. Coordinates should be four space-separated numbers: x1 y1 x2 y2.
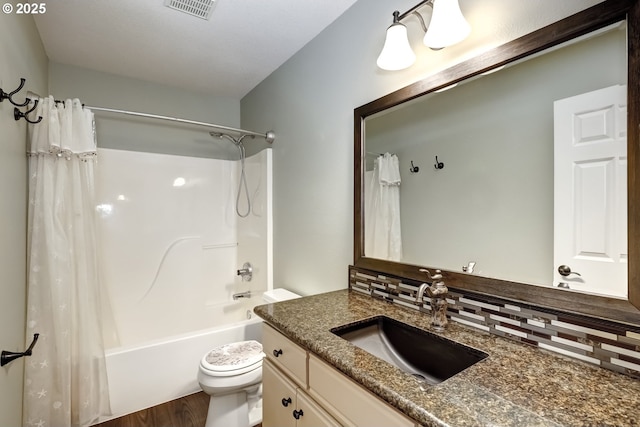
254 289 640 427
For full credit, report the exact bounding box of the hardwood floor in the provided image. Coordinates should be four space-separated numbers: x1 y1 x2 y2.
95 392 262 427
96 392 209 427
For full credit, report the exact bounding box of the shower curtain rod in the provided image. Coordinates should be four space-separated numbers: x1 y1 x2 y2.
84 105 276 144
25 91 275 143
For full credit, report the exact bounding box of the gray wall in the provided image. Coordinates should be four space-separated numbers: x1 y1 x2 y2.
240 0 605 296
0 11 48 426
49 62 242 158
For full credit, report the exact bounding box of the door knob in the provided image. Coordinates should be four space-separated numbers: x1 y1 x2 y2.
558 265 581 277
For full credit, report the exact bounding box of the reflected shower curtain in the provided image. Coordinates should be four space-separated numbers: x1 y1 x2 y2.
365 153 402 261
24 97 111 427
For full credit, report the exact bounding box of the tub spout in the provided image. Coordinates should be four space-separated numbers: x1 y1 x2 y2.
233 291 251 300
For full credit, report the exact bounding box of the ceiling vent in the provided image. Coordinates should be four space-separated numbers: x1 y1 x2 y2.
164 0 216 20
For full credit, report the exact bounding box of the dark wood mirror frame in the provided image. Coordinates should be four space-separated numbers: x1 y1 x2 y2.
354 0 640 325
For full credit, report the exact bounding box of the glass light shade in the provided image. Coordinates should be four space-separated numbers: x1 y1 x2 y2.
376 23 416 71
423 0 471 50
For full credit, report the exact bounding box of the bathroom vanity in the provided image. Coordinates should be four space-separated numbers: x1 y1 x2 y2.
262 321 415 426
254 290 640 427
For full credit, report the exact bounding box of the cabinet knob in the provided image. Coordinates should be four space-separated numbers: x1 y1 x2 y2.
273 349 283 357
281 397 292 407
293 409 304 420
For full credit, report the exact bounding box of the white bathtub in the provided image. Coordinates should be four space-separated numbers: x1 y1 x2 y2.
100 310 264 421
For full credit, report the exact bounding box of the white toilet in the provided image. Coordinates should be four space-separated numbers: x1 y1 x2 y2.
197 288 301 427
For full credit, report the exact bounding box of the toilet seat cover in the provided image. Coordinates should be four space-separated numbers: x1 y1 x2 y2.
201 340 264 372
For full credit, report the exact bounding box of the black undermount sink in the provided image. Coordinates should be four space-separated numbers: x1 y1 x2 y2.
331 316 488 385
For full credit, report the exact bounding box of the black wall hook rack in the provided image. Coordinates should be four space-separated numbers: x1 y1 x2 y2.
1 78 43 123
0 78 29 107
14 102 42 124
1 333 39 367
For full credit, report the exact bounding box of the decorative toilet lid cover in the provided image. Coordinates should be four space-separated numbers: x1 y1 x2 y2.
202 340 264 372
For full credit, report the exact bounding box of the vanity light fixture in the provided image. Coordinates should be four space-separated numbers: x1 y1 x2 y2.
376 11 417 70
377 0 471 71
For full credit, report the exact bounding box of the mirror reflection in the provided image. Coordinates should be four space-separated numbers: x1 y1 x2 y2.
364 22 627 298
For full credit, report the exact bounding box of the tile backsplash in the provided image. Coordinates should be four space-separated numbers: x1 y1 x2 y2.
349 266 640 379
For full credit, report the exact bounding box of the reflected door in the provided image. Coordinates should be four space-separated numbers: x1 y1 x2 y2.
553 84 627 297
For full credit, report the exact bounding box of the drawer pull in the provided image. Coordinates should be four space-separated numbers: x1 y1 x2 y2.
273 349 283 357
281 397 292 407
293 409 304 420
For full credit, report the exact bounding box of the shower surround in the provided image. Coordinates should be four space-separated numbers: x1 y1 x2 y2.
94 147 272 418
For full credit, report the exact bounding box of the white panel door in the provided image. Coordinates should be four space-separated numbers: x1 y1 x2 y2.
554 85 627 297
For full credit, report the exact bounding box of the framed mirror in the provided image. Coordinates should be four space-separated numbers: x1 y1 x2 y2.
354 0 640 324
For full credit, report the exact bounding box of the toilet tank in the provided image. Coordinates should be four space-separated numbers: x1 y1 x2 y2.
262 288 301 303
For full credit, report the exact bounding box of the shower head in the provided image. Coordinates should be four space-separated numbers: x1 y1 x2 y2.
210 132 239 146
209 132 254 147
208 132 253 218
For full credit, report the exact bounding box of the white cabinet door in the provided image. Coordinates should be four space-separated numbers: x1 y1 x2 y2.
296 390 341 427
264 359 341 427
263 360 297 427
554 84 627 297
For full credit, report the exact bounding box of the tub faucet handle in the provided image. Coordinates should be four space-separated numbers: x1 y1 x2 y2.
237 262 253 281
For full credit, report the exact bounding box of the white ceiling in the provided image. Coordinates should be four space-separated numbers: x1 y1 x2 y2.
33 0 359 99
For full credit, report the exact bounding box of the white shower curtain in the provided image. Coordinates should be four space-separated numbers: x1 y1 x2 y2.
24 97 111 427
365 153 402 261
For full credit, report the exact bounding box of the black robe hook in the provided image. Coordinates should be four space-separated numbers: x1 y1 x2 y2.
1 333 39 367
410 161 420 173
0 78 30 107
14 99 42 124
